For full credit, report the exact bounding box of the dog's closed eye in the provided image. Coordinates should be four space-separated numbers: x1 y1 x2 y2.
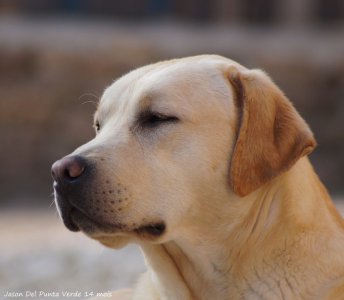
139 111 179 129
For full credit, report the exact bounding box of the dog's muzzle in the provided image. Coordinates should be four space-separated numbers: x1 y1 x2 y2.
51 155 90 232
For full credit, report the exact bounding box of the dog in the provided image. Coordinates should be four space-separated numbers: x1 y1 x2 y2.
52 55 344 300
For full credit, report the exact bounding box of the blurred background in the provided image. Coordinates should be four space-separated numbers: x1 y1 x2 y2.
0 0 343 299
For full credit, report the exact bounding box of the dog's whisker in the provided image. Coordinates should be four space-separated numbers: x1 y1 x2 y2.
81 100 98 107
49 198 56 208
78 93 100 107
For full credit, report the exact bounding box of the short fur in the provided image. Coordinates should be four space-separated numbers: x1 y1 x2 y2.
53 55 344 300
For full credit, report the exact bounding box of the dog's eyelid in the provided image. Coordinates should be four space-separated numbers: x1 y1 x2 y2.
144 111 178 121
136 110 179 129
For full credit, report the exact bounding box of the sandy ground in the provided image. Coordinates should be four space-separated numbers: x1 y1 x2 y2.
1 200 343 300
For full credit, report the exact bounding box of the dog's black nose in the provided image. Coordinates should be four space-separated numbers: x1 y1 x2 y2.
51 155 86 183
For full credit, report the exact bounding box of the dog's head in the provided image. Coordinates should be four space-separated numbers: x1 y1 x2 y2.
52 55 316 248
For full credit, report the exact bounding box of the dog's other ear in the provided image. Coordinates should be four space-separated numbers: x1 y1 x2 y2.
228 67 316 197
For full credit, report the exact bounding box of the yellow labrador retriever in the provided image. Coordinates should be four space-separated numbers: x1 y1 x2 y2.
52 55 344 300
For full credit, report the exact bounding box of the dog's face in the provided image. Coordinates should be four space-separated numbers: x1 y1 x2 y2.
52 56 240 247
52 55 315 248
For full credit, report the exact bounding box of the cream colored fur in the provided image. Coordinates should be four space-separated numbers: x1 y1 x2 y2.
66 55 344 300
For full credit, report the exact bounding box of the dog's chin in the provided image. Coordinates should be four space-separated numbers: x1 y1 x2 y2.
96 235 131 249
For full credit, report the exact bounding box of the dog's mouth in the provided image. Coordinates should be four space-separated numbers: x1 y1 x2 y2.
70 208 166 239
54 183 166 240
69 208 117 234
134 222 166 239
55 197 166 240
70 208 166 242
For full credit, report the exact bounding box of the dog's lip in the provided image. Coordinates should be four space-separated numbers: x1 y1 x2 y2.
54 189 79 232
54 184 166 238
70 208 122 235
63 208 80 232
54 185 121 235
70 208 96 233
71 208 166 239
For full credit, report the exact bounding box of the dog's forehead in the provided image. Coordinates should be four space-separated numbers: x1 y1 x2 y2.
96 56 240 122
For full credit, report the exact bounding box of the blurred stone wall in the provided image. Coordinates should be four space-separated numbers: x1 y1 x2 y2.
0 18 343 206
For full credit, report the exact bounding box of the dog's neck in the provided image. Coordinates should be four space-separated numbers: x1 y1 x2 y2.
140 158 344 300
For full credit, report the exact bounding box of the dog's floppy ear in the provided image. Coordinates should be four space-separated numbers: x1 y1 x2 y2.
228 67 316 197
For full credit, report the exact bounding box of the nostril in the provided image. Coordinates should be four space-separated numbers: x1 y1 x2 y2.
51 155 87 183
65 162 85 180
